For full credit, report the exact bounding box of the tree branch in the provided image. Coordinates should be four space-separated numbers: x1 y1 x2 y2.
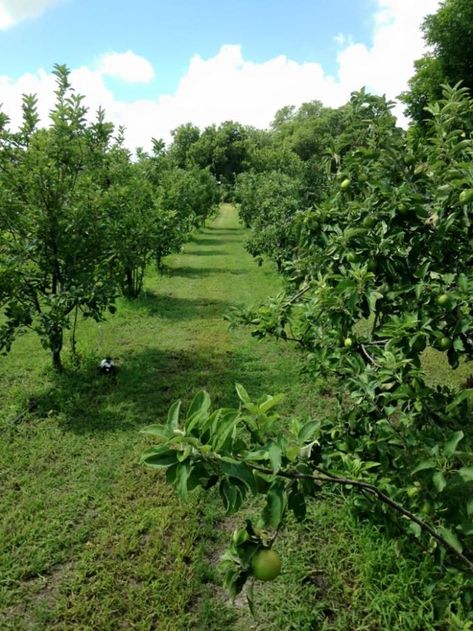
248 463 473 572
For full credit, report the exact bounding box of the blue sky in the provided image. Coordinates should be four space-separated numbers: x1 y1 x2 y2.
0 0 440 149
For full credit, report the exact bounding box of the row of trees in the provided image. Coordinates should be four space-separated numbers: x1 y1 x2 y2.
142 0 473 622
0 65 220 369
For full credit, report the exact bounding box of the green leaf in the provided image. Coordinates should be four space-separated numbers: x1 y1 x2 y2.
212 409 239 451
228 570 250 598
298 420 320 442
268 442 282 474
443 431 464 457
262 484 287 529
259 393 285 414
141 446 179 468
439 527 463 554
166 400 182 431
412 460 436 475
432 471 447 492
175 462 191 500
467 499 473 517
407 521 422 539
220 479 239 514
235 383 251 404
220 462 257 493
140 424 171 441
458 467 473 482
288 488 306 521
187 390 210 419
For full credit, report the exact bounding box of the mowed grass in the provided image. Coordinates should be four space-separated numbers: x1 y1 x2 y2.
1 205 469 630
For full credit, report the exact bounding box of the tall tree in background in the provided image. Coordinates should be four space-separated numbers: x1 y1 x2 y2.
401 0 473 125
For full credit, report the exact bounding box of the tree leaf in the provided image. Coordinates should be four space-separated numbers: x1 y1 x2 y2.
443 430 464 457
141 446 178 468
175 462 191 500
298 420 320 442
166 400 182 431
268 442 282 474
412 460 436 475
262 484 287 528
288 488 306 521
221 461 257 493
235 383 251 404
140 424 171 441
439 527 463 554
458 466 473 482
432 471 447 492
187 390 210 419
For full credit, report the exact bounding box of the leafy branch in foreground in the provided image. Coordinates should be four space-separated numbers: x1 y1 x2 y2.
141 385 473 611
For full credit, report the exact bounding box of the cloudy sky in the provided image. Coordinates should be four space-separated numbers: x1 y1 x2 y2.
0 0 440 151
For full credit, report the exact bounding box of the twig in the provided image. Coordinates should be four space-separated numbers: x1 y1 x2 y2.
284 284 311 307
360 343 381 366
248 463 473 572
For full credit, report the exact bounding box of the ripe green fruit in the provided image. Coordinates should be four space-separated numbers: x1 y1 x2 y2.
251 549 282 581
367 259 377 273
459 189 473 204
340 178 351 190
362 215 376 228
436 293 450 307
344 337 353 348
346 251 358 263
398 203 410 216
438 336 452 351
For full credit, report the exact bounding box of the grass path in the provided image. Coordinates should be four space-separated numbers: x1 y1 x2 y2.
0 205 310 630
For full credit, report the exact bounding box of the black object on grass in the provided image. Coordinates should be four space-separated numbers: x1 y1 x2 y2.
99 357 116 374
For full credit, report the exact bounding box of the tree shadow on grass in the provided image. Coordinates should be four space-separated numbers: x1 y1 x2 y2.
167 266 247 279
124 291 234 320
189 237 240 246
206 227 243 233
184 249 229 257
27 344 287 436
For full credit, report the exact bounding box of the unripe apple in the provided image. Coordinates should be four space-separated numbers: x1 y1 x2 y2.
436 293 450 307
459 189 473 204
251 549 282 581
438 336 452 351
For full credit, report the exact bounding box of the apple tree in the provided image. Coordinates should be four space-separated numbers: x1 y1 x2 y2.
0 65 118 369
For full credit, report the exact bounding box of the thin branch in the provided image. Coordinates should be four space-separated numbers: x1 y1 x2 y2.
364 339 388 346
248 463 473 572
360 343 381 366
284 283 311 307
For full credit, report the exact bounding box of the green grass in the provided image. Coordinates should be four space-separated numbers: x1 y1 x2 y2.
0 204 470 630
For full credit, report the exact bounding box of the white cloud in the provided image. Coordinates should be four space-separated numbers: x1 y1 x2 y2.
336 0 441 123
0 0 443 150
0 0 63 29
98 51 155 84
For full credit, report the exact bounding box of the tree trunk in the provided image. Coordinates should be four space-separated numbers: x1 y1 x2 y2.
122 266 143 298
50 326 63 370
